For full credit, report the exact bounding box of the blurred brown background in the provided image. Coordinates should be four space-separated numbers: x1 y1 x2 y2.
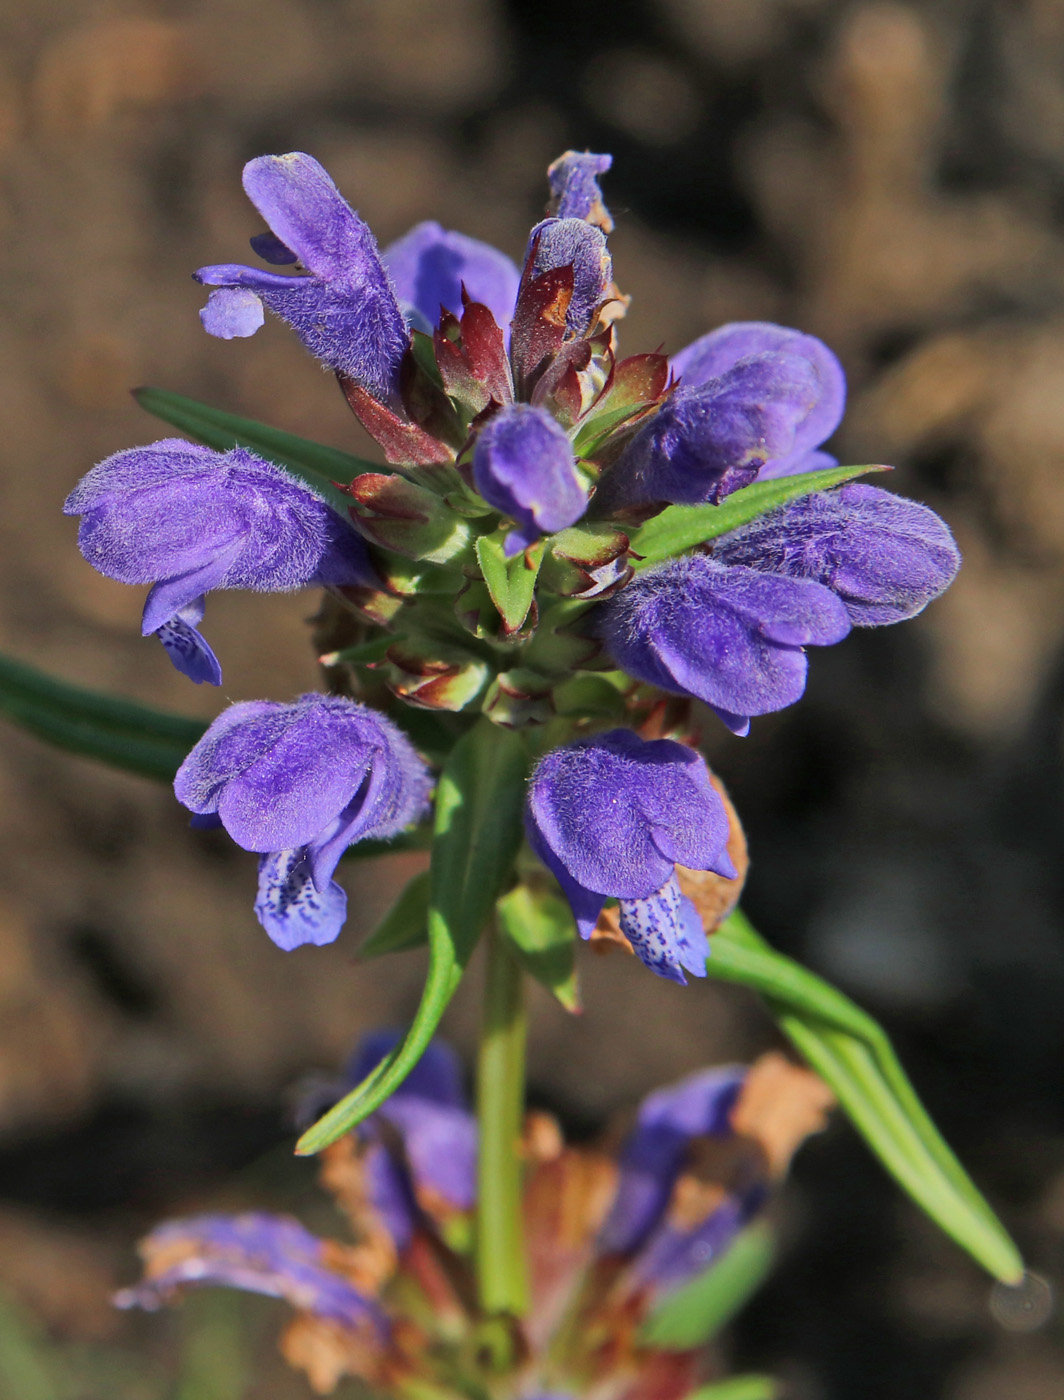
1 0 1064 1396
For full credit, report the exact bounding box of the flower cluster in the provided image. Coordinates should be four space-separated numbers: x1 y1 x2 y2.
117 1034 834 1398
61 147 960 977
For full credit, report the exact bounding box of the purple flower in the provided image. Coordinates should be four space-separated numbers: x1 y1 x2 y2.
114 1212 386 1331
598 556 851 735
347 1032 476 1239
63 439 373 685
382 221 520 333
598 1067 746 1256
547 150 614 231
714 482 961 625
525 730 736 983
473 404 589 554
525 217 612 336
194 153 409 402
596 322 846 512
174 695 431 950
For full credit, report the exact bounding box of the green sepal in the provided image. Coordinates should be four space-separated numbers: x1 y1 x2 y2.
358 870 430 958
475 533 545 635
296 720 528 1154
640 1221 776 1350
709 911 1024 1283
319 634 400 667
0 650 205 782
134 386 378 514
496 882 580 1012
553 673 628 719
629 464 890 570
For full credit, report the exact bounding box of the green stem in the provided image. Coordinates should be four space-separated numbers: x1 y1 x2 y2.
475 924 529 1320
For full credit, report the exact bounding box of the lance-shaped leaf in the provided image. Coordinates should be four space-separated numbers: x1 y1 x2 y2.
629 464 890 570
475 533 545 635
296 719 527 1153
358 869 430 958
0 649 205 781
707 911 1023 1283
134 386 376 514
641 1221 775 1350
496 882 580 1011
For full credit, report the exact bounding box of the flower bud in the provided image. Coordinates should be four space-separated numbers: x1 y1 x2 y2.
345 473 472 564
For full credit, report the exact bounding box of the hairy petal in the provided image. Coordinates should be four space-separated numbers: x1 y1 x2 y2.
715 483 961 625
598 556 851 733
547 150 614 231
255 848 348 950
526 730 733 903
526 217 612 335
473 403 588 548
383 221 520 331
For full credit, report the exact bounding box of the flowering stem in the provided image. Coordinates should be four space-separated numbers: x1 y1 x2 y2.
475 922 529 1322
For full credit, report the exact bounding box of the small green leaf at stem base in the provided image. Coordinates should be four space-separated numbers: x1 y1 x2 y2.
640 1221 776 1350
708 911 1024 1284
496 882 580 1011
296 720 527 1155
358 869 430 959
629 464 890 569
475 532 545 635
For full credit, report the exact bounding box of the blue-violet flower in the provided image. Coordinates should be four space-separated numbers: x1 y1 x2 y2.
525 730 736 983
63 439 373 685
473 404 590 554
174 695 431 950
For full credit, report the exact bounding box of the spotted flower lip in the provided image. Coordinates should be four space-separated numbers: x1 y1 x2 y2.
63 438 373 685
714 481 962 625
174 695 431 950
525 730 736 983
194 152 409 402
382 221 521 333
472 403 590 555
597 555 852 735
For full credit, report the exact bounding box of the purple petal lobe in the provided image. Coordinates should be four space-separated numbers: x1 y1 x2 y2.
714 482 961 625
383 221 520 331
155 600 222 685
473 403 588 542
250 231 298 264
547 150 614 231
200 287 265 339
598 555 850 730
618 876 709 984
114 1212 384 1331
175 696 430 949
65 441 375 626
195 153 409 399
255 848 348 950
527 217 612 335
526 730 733 911
597 351 832 512
670 322 846 480
599 1066 745 1255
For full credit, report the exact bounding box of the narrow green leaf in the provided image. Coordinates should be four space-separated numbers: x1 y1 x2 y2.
0 650 205 781
135 386 378 514
686 1378 779 1400
640 1222 776 1350
297 720 527 1153
710 912 1024 1283
319 634 403 667
359 869 430 958
475 533 545 634
630 464 889 568
496 882 580 1011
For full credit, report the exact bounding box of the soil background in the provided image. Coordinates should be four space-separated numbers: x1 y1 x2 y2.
1 1 1063 1397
